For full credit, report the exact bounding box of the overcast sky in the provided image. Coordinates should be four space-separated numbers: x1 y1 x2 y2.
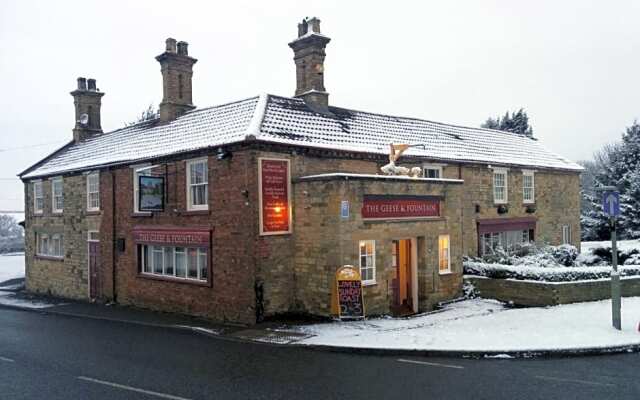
1 0 639 211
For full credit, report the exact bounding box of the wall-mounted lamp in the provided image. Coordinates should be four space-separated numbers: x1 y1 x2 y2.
217 148 232 161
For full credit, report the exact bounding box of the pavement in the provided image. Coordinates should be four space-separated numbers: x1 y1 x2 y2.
1 279 640 359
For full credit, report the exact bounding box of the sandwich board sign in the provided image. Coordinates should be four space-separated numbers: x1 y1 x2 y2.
334 265 365 320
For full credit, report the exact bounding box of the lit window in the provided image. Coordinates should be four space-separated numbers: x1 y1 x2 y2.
186 158 208 210
36 233 64 258
438 235 451 274
523 170 535 204
493 169 508 204
51 177 63 213
423 164 443 179
562 225 572 245
139 244 207 282
33 181 43 214
87 173 100 211
359 240 376 285
480 229 534 256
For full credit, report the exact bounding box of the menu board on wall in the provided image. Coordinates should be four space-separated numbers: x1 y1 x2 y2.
259 158 292 235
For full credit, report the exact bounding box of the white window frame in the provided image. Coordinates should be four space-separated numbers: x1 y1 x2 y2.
358 240 376 285
562 225 572 245
33 180 43 214
422 163 445 179
86 172 100 212
522 170 535 204
493 168 508 204
438 234 451 274
132 164 151 214
36 233 64 259
186 158 209 211
51 177 63 214
140 244 208 282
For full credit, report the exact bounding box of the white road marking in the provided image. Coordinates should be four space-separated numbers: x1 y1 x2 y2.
397 358 464 369
534 375 615 387
0 356 15 363
77 376 193 400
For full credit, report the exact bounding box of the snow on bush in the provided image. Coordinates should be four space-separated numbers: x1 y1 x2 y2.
464 242 640 282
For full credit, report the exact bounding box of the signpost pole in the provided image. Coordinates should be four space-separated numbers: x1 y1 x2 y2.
611 217 621 330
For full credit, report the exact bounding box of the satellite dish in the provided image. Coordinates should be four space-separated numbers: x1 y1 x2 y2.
79 113 89 126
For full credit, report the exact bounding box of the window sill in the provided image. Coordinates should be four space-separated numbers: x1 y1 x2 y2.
35 255 64 262
33 212 44 217
137 273 211 287
52 211 63 216
131 212 153 218
523 202 535 206
86 210 102 216
180 209 210 216
438 270 453 276
362 281 377 287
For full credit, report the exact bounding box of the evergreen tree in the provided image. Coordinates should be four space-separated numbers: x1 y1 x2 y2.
481 108 534 137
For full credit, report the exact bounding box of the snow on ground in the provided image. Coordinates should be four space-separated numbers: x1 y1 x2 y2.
295 298 640 352
0 253 25 284
0 290 54 309
582 239 640 254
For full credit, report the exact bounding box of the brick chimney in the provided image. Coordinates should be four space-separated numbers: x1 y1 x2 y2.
156 38 197 122
288 17 331 114
71 77 105 142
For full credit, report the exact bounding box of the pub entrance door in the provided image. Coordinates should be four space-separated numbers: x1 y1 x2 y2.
391 238 418 315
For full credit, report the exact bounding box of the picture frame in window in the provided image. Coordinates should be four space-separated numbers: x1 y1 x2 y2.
138 176 165 212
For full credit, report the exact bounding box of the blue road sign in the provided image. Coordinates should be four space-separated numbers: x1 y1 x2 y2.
340 200 350 219
602 191 620 217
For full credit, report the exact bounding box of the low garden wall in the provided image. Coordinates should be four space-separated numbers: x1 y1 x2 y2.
465 275 640 307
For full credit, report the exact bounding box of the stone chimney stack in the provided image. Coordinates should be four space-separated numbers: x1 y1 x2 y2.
288 17 331 114
71 77 104 143
156 38 197 122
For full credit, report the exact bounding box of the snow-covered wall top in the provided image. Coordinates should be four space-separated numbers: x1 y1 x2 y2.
21 94 582 179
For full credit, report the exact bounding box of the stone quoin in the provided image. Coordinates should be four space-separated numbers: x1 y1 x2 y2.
18 17 582 324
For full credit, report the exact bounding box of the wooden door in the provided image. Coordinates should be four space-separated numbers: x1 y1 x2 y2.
88 241 100 299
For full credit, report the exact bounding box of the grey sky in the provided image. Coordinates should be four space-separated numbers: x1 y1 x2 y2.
1 0 639 211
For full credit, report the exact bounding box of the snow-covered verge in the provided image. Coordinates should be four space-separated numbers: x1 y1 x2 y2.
0 252 25 284
295 298 640 352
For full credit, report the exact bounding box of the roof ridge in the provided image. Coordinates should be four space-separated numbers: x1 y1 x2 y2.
245 93 269 139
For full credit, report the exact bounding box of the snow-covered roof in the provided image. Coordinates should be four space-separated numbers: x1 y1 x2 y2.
20 94 582 179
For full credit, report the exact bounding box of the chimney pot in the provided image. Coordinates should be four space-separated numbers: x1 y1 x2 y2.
87 78 97 91
77 77 87 91
165 38 177 53
177 41 189 56
307 17 321 34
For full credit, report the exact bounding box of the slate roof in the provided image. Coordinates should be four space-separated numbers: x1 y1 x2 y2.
20 94 582 179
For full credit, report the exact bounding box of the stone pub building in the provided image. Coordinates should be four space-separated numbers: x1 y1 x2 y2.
19 18 582 324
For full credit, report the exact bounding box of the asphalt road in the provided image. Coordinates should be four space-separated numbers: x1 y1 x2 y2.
0 308 639 400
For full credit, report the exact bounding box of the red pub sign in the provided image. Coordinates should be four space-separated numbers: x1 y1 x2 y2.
259 158 292 235
361 195 441 220
132 227 210 248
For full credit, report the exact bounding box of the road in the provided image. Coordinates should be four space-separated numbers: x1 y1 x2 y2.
0 307 638 400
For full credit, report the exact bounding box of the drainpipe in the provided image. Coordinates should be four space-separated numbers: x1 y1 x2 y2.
111 169 118 302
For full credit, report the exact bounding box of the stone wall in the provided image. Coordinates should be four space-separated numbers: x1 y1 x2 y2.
24 174 101 300
292 176 464 316
466 276 640 306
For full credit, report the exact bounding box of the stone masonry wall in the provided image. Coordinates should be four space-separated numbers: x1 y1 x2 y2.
24 174 101 300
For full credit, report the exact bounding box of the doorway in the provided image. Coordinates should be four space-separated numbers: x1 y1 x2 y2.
391 238 418 315
88 231 100 300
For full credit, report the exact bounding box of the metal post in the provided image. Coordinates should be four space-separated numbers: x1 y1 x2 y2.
611 217 621 330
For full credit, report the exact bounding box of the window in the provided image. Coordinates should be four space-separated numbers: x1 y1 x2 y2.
51 177 63 213
480 229 534 255
359 240 376 285
423 164 443 179
139 244 208 282
87 173 100 211
562 225 572 245
133 164 150 213
522 170 535 204
186 158 208 210
438 235 451 273
493 169 508 204
36 233 64 258
33 181 43 214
